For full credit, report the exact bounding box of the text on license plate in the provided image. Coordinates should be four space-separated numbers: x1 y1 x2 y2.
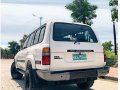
72 54 87 60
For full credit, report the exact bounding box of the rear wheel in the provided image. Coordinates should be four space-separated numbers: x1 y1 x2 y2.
77 78 94 89
25 65 43 90
11 62 23 79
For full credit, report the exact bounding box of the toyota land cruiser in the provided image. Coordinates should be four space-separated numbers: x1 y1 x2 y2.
11 21 109 90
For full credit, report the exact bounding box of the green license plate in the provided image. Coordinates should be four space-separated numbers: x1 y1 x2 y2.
72 54 87 60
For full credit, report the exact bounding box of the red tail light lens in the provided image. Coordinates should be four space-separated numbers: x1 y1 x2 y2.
104 53 106 62
103 48 106 62
42 47 50 65
42 56 50 65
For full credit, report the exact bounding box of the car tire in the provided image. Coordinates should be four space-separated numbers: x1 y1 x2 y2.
77 78 94 89
25 65 42 90
11 62 23 79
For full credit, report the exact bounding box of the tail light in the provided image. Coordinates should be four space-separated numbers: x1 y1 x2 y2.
104 53 106 62
104 48 106 62
42 47 50 65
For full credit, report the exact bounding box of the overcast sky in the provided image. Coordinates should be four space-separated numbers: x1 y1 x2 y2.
1 0 118 48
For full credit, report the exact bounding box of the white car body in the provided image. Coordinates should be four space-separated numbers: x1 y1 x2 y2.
14 21 109 82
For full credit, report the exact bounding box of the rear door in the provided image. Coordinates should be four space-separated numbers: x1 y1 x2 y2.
50 22 105 71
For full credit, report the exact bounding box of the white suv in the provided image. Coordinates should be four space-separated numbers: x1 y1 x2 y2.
11 21 109 90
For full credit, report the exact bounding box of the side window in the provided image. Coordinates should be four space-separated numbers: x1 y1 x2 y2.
34 29 41 44
27 33 35 47
23 37 29 49
39 26 46 43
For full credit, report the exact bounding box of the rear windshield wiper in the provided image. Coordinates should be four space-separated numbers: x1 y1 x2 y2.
74 34 80 44
74 39 79 44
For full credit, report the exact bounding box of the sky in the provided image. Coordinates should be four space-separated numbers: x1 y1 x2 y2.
1 0 118 48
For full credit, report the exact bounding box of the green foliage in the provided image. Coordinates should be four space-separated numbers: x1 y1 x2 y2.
111 8 118 21
1 35 28 59
109 0 118 21
102 41 113 51
105 50 116 59
8 41 20 56
20 34 28 48
65 0 97 25
102 41 117 67
1 41 20 58
105 49 118 67
1 47 13 59
106 58 117 67
109 0 118 6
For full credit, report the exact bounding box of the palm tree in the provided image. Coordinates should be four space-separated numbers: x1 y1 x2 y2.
109 0 118 55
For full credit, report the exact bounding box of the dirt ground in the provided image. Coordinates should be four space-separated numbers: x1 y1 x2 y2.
1 59 118 90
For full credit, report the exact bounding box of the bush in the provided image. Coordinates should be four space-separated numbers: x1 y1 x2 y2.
105 51 118 67
106 58 117 67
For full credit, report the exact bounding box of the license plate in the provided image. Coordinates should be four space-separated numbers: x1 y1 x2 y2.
72 54 87 60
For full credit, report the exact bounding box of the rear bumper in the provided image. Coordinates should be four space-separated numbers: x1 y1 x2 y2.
97 66 109 76
36 66 109 81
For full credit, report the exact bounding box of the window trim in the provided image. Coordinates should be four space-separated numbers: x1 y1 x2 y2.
33 28 41 45
21 23 46 49
30 32 36 46
22 36 30 49
38 26 46 43
26 33 34 47
53 22 98 43
32 24 46 45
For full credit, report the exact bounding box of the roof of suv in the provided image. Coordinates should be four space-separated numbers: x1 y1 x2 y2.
47 21 90 27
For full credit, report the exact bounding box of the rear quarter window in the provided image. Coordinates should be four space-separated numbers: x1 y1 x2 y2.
34 29 41 45
39 26 46 43
23 37 29 49
53 23 98 43
27 33 35 47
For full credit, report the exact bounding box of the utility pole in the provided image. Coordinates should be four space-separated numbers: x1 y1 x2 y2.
113 21 117 55
33 14 43 26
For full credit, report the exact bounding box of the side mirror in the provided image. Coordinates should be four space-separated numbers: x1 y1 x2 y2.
15 45 21 51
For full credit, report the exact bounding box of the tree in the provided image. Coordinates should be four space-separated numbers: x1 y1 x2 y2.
65 0 97 25
1 47 11 59
1 35 28 58
0 47 3 58
20 34 28 47
3 48 11 58
109 0 118 21
109 0 118 55
102 41 113 51
8 41 20 56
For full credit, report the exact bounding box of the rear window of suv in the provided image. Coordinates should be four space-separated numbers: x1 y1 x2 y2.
53 23 98 43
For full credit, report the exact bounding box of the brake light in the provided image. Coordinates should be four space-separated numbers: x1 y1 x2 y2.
104 54 106 62
104 48 106 62
42 47 50 65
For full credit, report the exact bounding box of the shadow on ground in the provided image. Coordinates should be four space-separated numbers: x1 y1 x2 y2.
14 78 94 90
